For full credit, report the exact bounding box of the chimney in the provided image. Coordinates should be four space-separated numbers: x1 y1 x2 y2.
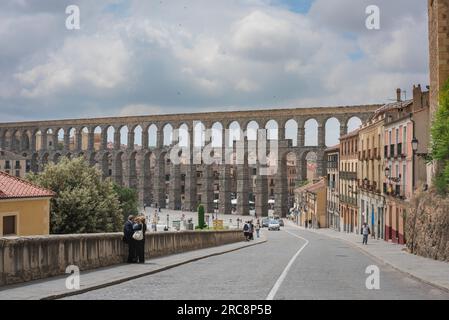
396 88 402 102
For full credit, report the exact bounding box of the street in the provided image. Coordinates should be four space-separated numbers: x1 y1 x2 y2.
64 224 449 300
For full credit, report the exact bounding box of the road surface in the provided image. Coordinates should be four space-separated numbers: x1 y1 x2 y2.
64 225 449 300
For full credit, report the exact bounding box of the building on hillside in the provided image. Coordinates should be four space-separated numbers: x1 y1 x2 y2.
383 85 430 245
0 171 54 237
325 145 340 231
339 129 359 233
295 178 327 229
0 150 31 178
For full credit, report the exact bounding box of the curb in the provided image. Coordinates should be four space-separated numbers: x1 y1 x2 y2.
285 222 449 294
42 237 267 300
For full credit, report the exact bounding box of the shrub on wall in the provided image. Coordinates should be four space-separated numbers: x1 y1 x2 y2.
197 204 206 229
430 80 449 194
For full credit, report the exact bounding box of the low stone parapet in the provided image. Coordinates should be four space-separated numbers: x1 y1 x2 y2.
0 230 245 286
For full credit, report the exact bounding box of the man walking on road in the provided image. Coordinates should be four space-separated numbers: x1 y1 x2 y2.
361 222 371 245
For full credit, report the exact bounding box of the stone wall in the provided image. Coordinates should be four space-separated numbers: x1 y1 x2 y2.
406 190 449 262
0 230 245 286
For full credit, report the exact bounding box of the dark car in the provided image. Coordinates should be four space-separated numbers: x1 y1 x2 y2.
278 219 285 227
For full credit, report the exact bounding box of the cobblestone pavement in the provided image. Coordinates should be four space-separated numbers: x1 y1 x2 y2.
65 225 449 300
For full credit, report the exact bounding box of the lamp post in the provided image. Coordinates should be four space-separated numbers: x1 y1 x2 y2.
166 214 169 231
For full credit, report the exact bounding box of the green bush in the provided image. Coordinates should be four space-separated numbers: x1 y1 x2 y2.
113 184 139 221
431 80 449 194
27 156 123 234
197 204 206 229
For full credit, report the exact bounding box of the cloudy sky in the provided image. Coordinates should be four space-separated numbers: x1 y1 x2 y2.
0 0 429 129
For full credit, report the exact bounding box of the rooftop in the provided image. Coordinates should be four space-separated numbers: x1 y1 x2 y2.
0 171 55 200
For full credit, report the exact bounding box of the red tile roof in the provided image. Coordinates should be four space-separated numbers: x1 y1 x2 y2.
0 171 55 200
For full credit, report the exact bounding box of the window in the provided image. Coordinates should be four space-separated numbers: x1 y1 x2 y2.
403 127 407 155
3 215 16 236
395 128 399 144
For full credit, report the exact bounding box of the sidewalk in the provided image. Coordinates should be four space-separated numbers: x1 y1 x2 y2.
0 234 266 300
287 221 449 292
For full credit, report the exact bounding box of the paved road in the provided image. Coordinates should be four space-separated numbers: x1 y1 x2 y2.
65 226 449 300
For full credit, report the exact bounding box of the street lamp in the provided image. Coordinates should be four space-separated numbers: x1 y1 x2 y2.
412 137 419 153
166 214 169 230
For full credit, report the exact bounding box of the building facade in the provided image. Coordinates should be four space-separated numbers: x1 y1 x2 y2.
0 150 31 178
325 145 340 231
383 86 431 245
339 130 359 233
358 106 386 240
295 178 327 229
0 171 54 237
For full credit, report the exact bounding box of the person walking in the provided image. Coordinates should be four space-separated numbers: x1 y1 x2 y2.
255 221 261 238
243 221 250 241
133 216 147 263
123 215 136 263
249 221 254 240
361 222 371 245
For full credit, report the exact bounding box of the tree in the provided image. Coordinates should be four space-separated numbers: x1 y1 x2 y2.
27 157 123 234
431 80 449 194
197 204 206 229
113 183 139 221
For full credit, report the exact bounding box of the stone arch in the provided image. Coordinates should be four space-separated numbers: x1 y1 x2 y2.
148 124 158 147
194 121 206 147
132 125 143 149
113 151 124 186
119 126 128 150
31 153 39 172
325 117 341 147
141 150 155 205
228 121 241 147
304 119 318 147
347 116 363 133
285 119 298 146
211 122 223 148
20 130 31 151
125 151 139 189
246 121 259 141
41 152 50 170
105 126 115 150
100 152 112 179
265 119 278 140
163 123 173 146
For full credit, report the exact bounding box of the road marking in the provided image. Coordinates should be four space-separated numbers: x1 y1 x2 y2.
266 229 309 300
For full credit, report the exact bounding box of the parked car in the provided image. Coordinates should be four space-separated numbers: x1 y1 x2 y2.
262 218 270 228
278 219 285 227
268 219 281 231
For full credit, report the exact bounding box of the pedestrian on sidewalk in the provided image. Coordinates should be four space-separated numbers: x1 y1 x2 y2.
361 222 371 245
243 221 250 241
133 216 147 264
123 215 136 263
249 221 254 240
255 221 261 238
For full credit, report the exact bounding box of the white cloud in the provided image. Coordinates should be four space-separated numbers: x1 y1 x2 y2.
14 34 130 98
0 0 429 122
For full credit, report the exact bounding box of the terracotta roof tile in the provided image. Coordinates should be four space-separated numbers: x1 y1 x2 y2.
0 171 55 200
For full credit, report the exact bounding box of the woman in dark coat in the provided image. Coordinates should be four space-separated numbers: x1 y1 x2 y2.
133 216 147 264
